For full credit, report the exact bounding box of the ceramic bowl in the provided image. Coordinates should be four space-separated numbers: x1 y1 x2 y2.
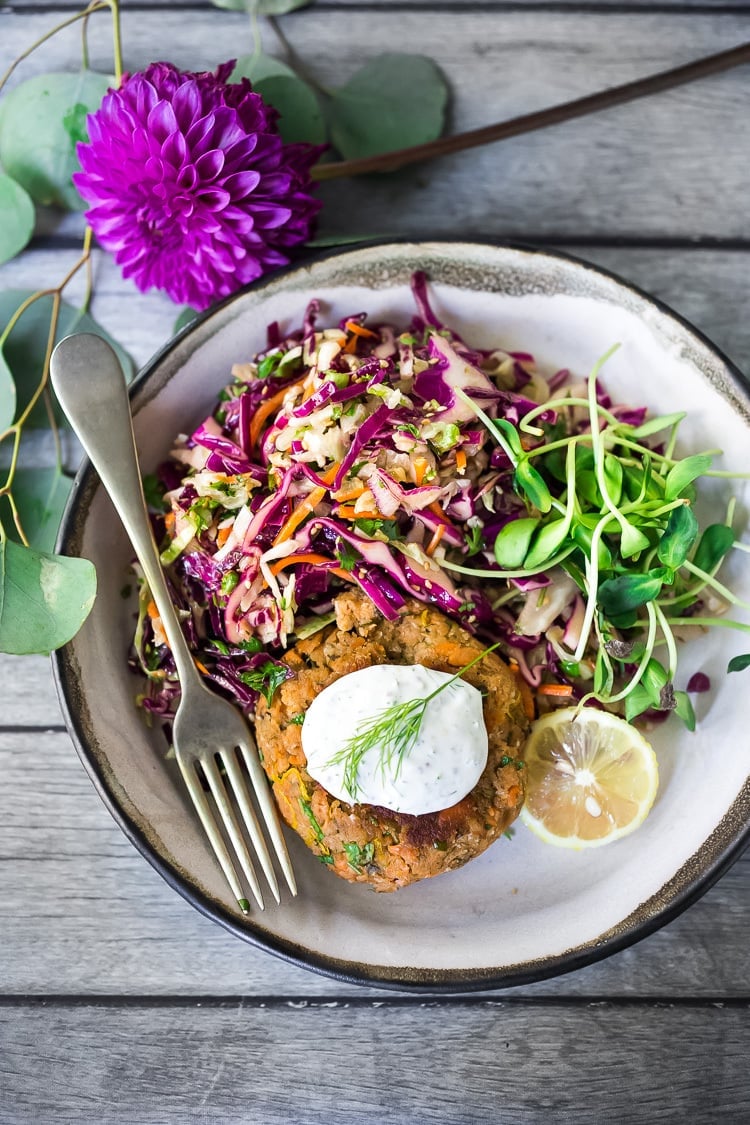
54 240 750 991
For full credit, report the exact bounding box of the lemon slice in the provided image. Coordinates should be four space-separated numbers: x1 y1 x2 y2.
520 706 659 848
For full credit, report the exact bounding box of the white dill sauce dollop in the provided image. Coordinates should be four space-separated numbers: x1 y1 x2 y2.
302 664 489 815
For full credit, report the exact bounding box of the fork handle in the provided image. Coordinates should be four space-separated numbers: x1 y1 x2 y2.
51 333 202 691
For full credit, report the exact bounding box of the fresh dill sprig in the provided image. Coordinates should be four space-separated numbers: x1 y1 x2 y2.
328 643 500 801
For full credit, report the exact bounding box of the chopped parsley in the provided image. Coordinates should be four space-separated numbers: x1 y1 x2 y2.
142 473 169 513
355 517 399 540
290 712 305 726
343 841 375 872
464 524 485 556
220 570 239 595
238 660 288 705
336 542 359 572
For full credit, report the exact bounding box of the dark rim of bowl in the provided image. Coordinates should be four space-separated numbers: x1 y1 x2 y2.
53 236 750 993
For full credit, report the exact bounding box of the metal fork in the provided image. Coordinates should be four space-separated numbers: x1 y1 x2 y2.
51 333 296 913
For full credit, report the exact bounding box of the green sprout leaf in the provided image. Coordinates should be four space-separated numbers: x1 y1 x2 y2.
0 71 111 209
619 520 650 559
598 572 664 617
0 290 134 426
0 539 97 654
524 518 569 570
625 683 653 723
728 653 750 674
629 412 686 439
657 503 699 570
514 459 552 513
328 54 448 161
494 518 539 569
673 690 696 731
232 54 325 145
664 453 713 501
0 173 34 266
692 523 735 574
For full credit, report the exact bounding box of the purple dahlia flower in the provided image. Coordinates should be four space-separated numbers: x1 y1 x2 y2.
74 61 323 309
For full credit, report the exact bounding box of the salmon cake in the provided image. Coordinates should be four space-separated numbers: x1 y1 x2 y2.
254 590 529 891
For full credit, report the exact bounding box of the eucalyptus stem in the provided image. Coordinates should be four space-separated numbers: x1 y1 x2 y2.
0 1 109 95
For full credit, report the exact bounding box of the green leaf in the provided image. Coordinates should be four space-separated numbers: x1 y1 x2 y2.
692 523 735 574
0 173 35 265
6 468 72 552
514 459 552 514
641 658 669 708
328 54 448 160
625 683 652 723
0 346 15 430
629 412 686 439
212 0 309 11
664 453 713 501
619 520 650 559
603 454 623 506
232 54 325 145
673 690 696 731
0 539 96 654
0 290 134 426
570 521 612 571
524 519 569 569
0 71 111 209
494 518 539 569
173 306 200 334
598 572 663 617
657 503 699 571
728 653 750 674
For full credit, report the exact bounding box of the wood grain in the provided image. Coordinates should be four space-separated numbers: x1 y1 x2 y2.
1 729 748 998
2 8 749 238
1 999 748 1123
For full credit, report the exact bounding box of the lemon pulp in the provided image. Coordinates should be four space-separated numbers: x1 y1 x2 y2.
520 706 659 848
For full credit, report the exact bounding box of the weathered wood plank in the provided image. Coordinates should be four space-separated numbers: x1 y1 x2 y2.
0 1000 748 1123
1 8 749 238
7 0 748 11
1 729 749 998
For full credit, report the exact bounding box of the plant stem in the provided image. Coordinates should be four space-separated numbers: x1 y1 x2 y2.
0 1 108 95
311 42 750 181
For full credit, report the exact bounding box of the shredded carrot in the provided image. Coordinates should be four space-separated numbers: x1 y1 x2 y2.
343 336 358 354
335 505 381 520
273 486 326 545
345 320 378 339
271 462 341 547
332 481 365 502
413 457 429 486
455 449 467 474
270 552 332 575
146 600 159 620
216 525 232 547
425 523 445 557
537 683 574 697
164 511 176 533
195 659 209 676
248 373 307 450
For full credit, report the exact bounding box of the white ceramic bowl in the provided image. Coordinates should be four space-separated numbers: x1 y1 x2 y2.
54 240 750 990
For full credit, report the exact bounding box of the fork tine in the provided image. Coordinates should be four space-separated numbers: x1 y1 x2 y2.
220 747 281 905
238 739 298 897
201 755 266 911
176 756 260 913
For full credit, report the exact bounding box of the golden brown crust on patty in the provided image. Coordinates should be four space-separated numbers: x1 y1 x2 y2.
255 590 529 891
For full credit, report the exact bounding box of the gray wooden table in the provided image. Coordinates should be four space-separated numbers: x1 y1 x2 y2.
1 1 749 1121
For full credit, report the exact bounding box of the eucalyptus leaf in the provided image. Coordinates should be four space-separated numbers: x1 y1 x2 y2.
728 653 750 674
7 468 73 552
0 71 111 209
657 503 699 570
692 523 735 574
232 53 325 145
0 538 96 654
664 453 713 501
173 306 199 334
598 571 663 617
0 173 35 265
0 290 134 426
524 518 569 569
328 54 448 161
0 348 15 430
494 518 539 569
